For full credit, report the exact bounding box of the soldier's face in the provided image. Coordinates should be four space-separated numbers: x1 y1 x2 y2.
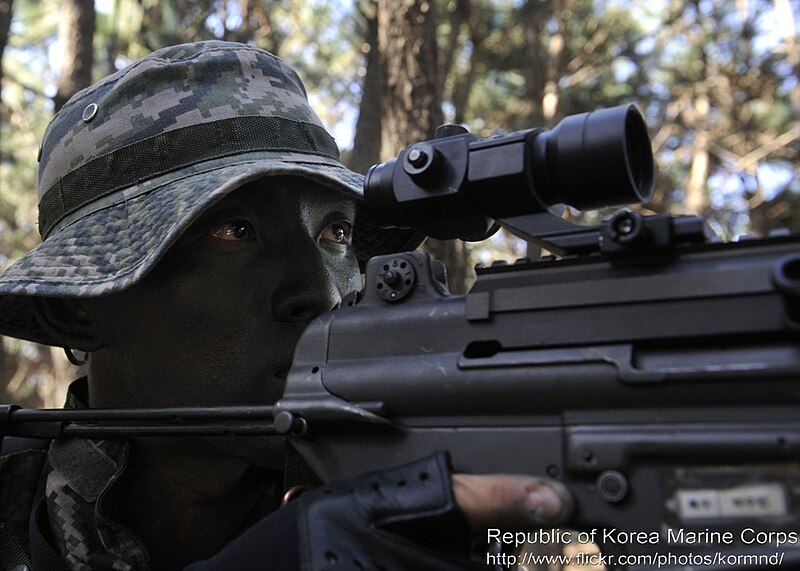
81 177 361 409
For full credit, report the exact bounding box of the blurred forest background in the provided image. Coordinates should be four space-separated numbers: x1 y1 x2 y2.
1 0 798 408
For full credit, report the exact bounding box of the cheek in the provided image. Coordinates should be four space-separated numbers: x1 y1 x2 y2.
158 280 276 399
90 274 278 405
330 254 362 297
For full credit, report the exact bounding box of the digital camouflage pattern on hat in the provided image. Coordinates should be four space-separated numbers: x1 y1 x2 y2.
0 41 420 346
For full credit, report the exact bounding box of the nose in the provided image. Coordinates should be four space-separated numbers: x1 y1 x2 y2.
272 251 344 323
275 284 341 322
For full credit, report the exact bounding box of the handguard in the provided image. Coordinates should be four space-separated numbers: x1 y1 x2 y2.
296 451 477 571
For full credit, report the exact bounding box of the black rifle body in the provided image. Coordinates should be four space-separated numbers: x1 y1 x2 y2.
279 234 800 567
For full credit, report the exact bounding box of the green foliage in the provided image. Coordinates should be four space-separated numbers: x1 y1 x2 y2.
441 0 797 241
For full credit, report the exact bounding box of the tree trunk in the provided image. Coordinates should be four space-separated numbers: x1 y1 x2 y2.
377 0 469 292
541 0 570 126
252 1 283 56
683 3 710 216
0 0 13 168
521 0 547 126
438 0 470 97
378 0 443 156
451 1 487 125
685 94 710 216
54 0 96 113
103 0 119 76
348 0 383 175
0 0 13 95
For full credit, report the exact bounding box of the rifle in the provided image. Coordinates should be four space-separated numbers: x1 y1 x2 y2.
4 105 799 570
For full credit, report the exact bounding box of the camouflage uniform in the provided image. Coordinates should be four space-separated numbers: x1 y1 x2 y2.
1 379 152 569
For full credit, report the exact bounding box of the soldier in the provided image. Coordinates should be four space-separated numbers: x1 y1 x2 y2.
0 41 571 569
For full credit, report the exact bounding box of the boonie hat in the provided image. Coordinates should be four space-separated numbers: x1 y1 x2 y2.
0 41 421 346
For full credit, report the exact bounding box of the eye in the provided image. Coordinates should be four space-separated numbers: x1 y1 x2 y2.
208 220 256 241
320 221 353 247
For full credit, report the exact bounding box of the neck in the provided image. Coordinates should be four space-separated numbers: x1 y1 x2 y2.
117 437 280 569
85 357 284 569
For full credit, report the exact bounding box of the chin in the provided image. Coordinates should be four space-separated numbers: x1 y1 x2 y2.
204 434 287 471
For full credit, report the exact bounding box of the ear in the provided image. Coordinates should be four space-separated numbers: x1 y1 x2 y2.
30 297 105 352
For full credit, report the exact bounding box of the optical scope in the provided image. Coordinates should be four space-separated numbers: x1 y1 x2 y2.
364 104 655 241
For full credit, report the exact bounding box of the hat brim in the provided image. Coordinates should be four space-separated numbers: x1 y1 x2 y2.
0 152 422 345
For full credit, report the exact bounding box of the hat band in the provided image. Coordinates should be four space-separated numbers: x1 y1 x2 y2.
39 115 340 238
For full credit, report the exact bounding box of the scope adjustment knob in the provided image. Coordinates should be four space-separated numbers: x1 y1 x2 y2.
403 142 442 186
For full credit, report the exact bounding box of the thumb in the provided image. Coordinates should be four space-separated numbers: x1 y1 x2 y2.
452 474 575 531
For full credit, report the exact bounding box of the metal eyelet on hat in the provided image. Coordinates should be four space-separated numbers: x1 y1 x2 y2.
82 103 98 122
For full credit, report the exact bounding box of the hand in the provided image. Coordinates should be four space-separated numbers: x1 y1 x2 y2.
452 473 574 530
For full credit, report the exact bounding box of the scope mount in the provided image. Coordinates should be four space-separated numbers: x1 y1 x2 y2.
499 209 710 259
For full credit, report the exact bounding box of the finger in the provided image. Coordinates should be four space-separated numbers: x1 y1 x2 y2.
452 474 574 530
